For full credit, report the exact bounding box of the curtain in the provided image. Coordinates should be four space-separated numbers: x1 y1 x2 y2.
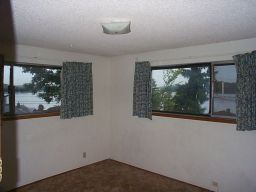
233 51 256 131
133 61 152 119
61 62 93 119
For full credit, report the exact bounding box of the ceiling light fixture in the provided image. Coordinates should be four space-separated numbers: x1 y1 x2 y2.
101 21 131 35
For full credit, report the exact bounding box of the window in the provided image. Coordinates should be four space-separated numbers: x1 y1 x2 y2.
3 63 61 119
212 64 236 117
152 62 236 123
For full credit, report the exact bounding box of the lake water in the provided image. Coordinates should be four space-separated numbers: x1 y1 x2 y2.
4 92 60 112
213 94 236 114
4 92 235 116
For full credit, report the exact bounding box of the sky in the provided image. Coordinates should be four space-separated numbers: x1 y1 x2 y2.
4 65 33 85
215 65 236 83
152 65 236 87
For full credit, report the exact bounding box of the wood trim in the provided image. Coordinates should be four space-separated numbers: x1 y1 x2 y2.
2 112 60 121
153 112 236 124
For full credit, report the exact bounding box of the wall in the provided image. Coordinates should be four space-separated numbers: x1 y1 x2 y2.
110 38 256 192
0 45 112 191
1 39 256 192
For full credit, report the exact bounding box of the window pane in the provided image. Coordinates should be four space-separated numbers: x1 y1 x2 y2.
152 65 210 115
14 65 61 115
3 65 10 113
213 64 236 117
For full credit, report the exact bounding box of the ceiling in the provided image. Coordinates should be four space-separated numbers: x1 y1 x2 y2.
11 0 256 56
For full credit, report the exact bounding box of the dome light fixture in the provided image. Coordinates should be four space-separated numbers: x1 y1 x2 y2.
101 21 131 35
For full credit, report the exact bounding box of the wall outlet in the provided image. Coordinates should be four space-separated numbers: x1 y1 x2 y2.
212 181 219 192
212 181 218 187
83 152 86 158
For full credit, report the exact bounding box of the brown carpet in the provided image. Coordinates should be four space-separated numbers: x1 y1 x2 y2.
11 159 210 192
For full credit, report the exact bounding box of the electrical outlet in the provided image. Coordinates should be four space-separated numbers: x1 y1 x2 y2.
212 181 218 187
212 181 219 192
83 152 86 158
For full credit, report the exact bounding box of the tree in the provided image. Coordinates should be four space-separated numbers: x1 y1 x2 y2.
161 69 182 111
172 67 210 114
22 66 61 103
151 78 162 110
151 69 182 111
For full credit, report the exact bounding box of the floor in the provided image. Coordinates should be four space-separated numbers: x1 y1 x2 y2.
11 159 210 192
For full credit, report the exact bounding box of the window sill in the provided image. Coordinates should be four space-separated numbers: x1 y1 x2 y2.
152 112 236 124
2 112 60 121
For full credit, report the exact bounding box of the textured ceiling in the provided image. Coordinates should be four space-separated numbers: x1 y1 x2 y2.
11 0 256 56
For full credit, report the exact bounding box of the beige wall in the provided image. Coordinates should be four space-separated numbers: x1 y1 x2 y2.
110 38 256 192
0 45 112 191
1 38 256 192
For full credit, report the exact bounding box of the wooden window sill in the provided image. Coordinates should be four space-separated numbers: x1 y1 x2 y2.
2 112 60 121
152 112 236 124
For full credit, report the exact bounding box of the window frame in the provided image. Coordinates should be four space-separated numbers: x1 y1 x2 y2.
211 62 236 119
2 62 61 120
151 61 236 124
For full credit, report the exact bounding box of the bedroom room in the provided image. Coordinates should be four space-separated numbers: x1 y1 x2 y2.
0 1 256 192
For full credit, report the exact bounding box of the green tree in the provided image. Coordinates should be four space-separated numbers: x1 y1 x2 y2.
22 66 61 103
151 69 182 111
172 67 210 114
151 78 162 110
161 69 182 111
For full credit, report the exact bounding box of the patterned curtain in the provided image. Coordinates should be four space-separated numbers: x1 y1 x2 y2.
133 61 152 119
61 62 93 119
233 51 256 131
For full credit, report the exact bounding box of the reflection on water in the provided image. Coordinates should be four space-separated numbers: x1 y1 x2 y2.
213 94 236 117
